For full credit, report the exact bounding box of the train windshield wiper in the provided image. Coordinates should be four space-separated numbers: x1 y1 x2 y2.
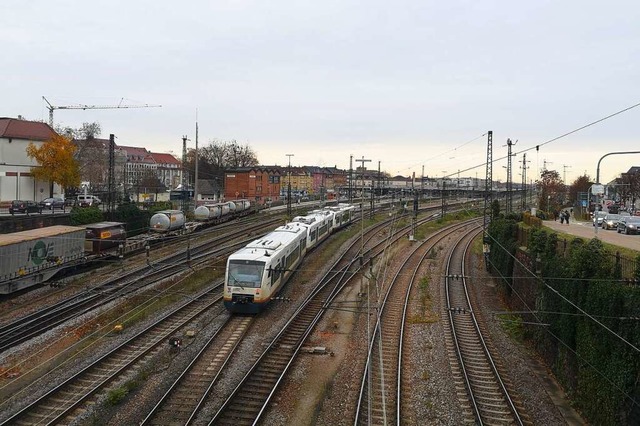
228 272 245 290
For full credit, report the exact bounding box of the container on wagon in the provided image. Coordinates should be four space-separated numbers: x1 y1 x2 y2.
0 225 86 294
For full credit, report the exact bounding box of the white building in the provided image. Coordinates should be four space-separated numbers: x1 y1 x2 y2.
0 117 63 202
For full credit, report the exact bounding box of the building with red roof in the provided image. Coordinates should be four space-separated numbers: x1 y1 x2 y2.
0 117 63 202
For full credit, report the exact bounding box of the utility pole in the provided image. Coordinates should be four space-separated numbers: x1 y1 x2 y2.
483 131 493 270
108 134 115 219
521 153 529 211
194 114 199 209
421 165 425 199
286 154 294 216
349 155 353 204
505 138 517 215
377 161 381 202
355 156 371 210
441 178 447 217
181 136 189 213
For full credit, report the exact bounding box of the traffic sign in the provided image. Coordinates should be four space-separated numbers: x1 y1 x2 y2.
592 184 605 195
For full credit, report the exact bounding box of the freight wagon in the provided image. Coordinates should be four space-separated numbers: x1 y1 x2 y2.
84 222 127 255
0 225 86 294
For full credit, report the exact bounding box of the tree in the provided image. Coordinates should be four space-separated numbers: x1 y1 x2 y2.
568 174 593 204
618 170 640 208
183 139 260 184
224 140 259 168
55 121 102 140
536 169 565 213
26 133 81 196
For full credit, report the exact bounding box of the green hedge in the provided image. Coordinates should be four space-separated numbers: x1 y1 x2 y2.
489 221 640 425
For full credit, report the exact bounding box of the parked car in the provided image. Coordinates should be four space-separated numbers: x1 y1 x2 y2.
592 211 607 227
617 216 640 234
39 197 65 210
76 194 102 207
9 200 42 214
601 213 621 230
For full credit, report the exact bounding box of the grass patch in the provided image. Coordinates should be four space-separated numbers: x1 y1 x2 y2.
421 370 430 381
497 313 525 341
106 386 128 406
406 276 440 324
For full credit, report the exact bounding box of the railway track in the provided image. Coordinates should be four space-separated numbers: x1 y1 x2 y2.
443 225 527 425
210 209 446 425
354 219 481 425
140 315 254 426
0 218 282 353
0 287 224 425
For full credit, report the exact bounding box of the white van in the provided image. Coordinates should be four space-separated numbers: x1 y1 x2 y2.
77 195 102 206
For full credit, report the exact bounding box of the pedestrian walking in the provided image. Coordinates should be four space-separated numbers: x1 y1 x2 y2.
560 211 565 224
565 210 570 225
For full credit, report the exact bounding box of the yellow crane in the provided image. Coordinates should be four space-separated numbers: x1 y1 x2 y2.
43 96 162 127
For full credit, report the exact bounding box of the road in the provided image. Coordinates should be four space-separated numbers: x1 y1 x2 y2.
544 218 640 252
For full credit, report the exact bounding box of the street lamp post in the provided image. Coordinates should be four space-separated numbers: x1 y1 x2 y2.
592 151 640 238
286 154 294 216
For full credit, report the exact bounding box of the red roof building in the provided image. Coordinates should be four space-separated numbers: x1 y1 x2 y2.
0 117 62 202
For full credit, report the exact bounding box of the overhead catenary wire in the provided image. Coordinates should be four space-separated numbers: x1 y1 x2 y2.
444 100 640 180
484 227 640 354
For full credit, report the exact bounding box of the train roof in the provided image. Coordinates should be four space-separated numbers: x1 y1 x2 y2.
153 209 184 215
231 223 305 261
0 225 85 247
84 221 125 230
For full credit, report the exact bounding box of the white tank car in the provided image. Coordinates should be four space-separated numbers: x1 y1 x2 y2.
224 221 308 313
194 203 230 221
233 199 251 212
150 210 186 232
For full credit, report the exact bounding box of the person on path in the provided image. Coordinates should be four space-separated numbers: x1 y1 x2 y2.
560 211 565 224
565 210 570 225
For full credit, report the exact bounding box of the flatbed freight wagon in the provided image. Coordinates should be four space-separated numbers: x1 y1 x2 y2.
0 225 86 294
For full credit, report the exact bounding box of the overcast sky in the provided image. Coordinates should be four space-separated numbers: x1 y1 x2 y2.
2 0 639 184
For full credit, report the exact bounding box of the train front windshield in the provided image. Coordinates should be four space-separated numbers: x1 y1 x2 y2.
227 260 265 288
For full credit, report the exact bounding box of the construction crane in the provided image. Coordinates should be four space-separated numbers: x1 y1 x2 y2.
43 96 162 127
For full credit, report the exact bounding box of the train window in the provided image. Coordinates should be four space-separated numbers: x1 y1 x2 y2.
300 238 306 252
227 260 265 288
311 230 317 241
286 252 297 269
273 260 281 284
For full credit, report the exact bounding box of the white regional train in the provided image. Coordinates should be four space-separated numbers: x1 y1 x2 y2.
224 203 355 313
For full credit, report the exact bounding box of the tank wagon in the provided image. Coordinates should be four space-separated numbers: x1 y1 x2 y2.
84 222 127 255
150 210 186 232
192 199 254 225
223 204 354 313
194 202 232 222
0 225 86 294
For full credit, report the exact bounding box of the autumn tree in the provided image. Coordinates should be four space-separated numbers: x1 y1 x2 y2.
26 133 81 196
536 169 565 213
